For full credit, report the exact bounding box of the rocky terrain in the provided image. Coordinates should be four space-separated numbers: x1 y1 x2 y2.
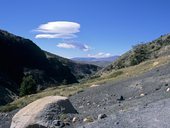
1 60 170 128
71 62 170 127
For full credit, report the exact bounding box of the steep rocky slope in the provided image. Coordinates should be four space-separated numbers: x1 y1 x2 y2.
0 29 101 106
0 30 78 105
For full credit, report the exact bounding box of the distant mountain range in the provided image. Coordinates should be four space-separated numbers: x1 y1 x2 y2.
71 56 119 67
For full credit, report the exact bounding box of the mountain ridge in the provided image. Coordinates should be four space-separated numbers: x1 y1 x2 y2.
0 29 100 105
101 34 170 74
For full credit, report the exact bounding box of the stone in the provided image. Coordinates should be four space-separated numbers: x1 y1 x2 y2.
83 117 94 123
97 104 101 107
165 83 169 86
117 96 125 101
166 88 170 92
90 84 100 88
140 93 145 97
97 114 107 120
52 120 65 127
72 117 78 123
10 96 77 128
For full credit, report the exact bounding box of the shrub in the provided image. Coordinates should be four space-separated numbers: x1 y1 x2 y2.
130 43 149 66
19 75 37 96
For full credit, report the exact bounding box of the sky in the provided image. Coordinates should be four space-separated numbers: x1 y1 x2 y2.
1 0 170 58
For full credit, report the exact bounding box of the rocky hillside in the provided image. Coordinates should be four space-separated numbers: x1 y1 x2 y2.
0 30 99 106
45 52 101 80
102 34 170 74
0 29 79 105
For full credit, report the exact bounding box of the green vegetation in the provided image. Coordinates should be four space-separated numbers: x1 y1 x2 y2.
103 34 170 73
130 43 149 65
110 71 123 78
19 75 37 96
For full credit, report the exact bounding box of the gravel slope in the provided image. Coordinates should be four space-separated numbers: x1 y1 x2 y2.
79 97 170 128
69 62 170 127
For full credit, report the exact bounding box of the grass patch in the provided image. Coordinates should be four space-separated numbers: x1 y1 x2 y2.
0 104 18 112
109 71 123 78
0 83 90 112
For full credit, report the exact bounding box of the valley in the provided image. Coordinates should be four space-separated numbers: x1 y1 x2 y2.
1 30 170 128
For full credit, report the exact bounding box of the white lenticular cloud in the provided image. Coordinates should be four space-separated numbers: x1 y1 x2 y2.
34 21 80 39
57 42 91 51
57 43 76 49
87 52 112 58
35 33 77 39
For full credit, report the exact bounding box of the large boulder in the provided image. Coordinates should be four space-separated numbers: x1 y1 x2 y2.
10 96 78 128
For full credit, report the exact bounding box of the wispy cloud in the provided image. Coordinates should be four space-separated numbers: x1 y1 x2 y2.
87 52 112 58
34 21 80 39
57 42 91 51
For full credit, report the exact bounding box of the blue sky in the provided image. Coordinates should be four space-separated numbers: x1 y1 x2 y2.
1 0 170 58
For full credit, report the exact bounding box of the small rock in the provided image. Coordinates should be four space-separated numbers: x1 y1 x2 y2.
97 104 101 107
129 97 132 100
65 122 71 126
72 117 78 123
140 93 145 97
98 114 107 120
79 106 84 109
165 83 169 86
117 96 125 101
155 88 160 91
87 102 90 106
83 116 93 123
52 120 65 127
115 122 119 125
90 84 100 87
166 88 170 92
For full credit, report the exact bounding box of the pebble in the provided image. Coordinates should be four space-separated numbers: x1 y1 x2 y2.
97 104 101 107
166 88 170 92
72 117 78 123
79 106 84 109
165 83 169 86
115 122 119 125
52 120 65 128
98 114 107 120
117 96 125 101
140 93 145 97
83 117 93 123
